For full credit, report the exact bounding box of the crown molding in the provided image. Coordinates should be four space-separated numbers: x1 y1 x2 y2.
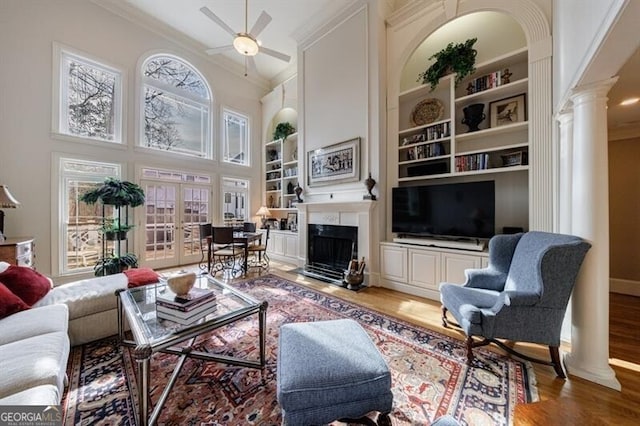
90 0 270 90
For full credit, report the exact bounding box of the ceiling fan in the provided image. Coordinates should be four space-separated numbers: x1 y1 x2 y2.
200 0 291 76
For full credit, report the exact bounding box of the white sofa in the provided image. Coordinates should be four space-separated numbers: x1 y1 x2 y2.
0 304 70 405
33 273 129 346
0 263 130 405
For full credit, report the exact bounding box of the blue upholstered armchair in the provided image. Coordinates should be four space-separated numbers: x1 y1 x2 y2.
440 231 591 377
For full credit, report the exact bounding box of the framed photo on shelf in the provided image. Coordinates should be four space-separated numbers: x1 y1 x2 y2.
489 94 526 128
307 137 360 187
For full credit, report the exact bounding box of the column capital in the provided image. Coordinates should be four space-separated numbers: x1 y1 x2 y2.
570 77 619 104
555 109 574 125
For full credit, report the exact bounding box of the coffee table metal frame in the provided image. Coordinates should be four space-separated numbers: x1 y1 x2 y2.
116 275 268 426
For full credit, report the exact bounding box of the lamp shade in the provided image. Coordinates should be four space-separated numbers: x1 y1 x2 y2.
255 206 271 217
0 185 20 208
233 34 259 56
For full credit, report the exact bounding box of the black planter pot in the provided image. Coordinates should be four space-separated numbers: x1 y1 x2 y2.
462 103 486 132
105 230 128 241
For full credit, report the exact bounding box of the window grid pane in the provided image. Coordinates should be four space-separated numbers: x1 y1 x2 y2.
62 53 120 142
223 110 248 165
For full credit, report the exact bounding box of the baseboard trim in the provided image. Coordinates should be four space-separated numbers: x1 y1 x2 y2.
610 278 640 296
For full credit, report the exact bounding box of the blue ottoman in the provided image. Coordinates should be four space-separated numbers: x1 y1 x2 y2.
277 319 393 425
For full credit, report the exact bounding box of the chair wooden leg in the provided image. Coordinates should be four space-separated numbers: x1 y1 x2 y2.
549 346 566 378
442 306 449 328
466 336 475 365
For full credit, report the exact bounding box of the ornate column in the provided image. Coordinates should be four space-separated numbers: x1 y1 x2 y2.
563 78 620 390
556 109 574 340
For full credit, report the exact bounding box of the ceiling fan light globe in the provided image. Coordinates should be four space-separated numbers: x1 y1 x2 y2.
233 34 259 56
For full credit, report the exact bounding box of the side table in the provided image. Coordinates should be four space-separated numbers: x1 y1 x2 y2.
0 237 35 268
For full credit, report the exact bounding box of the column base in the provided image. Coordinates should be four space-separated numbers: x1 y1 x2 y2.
563 352 621 391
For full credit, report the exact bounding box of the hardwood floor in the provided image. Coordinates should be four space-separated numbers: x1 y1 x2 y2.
170 261 640 425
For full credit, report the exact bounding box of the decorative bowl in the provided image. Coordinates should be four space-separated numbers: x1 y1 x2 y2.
167 272 197 296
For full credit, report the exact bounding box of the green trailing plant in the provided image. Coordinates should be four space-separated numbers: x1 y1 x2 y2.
272 122 296 141
80 177 145 207
93 253 138 276
100 219 134 233
417 38 478 91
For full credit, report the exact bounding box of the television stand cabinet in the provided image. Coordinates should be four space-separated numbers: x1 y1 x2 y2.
380 241 488 301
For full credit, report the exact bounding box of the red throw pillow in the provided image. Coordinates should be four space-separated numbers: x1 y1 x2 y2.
124 267 160 288
0 266 52 306
0 281 30 318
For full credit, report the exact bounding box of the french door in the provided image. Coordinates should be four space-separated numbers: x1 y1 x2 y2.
140 180 211 269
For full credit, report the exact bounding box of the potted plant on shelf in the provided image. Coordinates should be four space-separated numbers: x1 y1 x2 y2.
93 253 139 276
272 122 296 141
80 177 145 207
100 220 134 241
417 38 478 91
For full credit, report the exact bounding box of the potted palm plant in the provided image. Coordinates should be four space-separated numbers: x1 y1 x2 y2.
100 220 134 241
80 177 145 207
93 253 139 276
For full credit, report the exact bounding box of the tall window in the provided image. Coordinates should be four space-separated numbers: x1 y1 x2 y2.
222 178 249 226
58 48 123 142
223 109 249 166
141 55 212 158
59 158 121 275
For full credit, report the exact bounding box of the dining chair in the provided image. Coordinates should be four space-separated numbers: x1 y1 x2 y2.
243 222 257 232
248 227 270 271
211 226 244 278
198 223 212 271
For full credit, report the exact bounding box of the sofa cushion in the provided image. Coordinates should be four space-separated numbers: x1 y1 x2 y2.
33 273 128 320
0 265 52 306
124 267 160 288
0 261 9 273
0 304 68 346
0 281 30 319
0 384 61 406
0 331 70 402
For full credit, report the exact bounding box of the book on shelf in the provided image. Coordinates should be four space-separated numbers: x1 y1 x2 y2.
156 304 218 325
155 286 215 311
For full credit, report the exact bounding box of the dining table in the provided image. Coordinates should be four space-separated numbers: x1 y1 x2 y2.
205 231 262 275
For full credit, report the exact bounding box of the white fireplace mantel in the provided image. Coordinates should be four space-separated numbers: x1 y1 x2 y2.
296 200 380 285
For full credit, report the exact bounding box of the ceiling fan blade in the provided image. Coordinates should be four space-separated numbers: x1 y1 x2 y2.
259 46 291 63
250 11 272 38
247 56 258 76
205 45 235 55
200 6 237 38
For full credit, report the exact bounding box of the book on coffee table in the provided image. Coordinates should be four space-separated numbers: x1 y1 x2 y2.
156 298 217 318
156 286 215 312
156 303 218 325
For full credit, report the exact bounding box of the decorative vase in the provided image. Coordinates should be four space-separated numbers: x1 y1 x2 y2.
461 103 486 132
364 173 377 200
294 184 303 203
167 272 196 297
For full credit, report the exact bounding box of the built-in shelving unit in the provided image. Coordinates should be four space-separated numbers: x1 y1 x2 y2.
264 132 299 210
397 47 529 181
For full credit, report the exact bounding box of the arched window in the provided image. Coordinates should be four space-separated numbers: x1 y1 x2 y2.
141 55 212 158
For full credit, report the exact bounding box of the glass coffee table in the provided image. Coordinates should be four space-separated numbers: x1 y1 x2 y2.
116 274 268 426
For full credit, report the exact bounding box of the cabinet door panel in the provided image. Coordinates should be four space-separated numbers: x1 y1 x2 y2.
284 235 298 257
441 253 481 285
380 245 407 283
272 234 285 255
408 249 440 290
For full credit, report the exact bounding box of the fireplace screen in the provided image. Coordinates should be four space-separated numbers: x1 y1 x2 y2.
306 224 358 281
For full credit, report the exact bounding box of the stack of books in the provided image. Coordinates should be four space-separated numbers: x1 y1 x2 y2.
155 287 217 325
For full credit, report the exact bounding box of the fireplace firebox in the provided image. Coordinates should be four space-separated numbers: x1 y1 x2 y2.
304 224 358 283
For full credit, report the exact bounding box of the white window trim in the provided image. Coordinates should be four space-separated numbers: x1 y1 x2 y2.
51 42 126 144
136 52 215 160
222 107 251 167
51 152 123 278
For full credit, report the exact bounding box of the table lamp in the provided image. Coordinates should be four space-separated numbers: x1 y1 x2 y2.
0 185 21 240
256 206 271 229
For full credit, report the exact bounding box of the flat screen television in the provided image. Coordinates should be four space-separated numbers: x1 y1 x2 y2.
392 181 495 239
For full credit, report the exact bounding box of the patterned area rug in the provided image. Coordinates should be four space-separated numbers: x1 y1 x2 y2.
62 274 537 425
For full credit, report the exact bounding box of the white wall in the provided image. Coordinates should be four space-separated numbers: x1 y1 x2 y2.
553 0 630 106
0 0 265 278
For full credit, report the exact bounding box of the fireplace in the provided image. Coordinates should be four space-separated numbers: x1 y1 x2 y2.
304 224 358 283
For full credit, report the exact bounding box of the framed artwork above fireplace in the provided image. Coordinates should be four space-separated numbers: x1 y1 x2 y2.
307 137 360 187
